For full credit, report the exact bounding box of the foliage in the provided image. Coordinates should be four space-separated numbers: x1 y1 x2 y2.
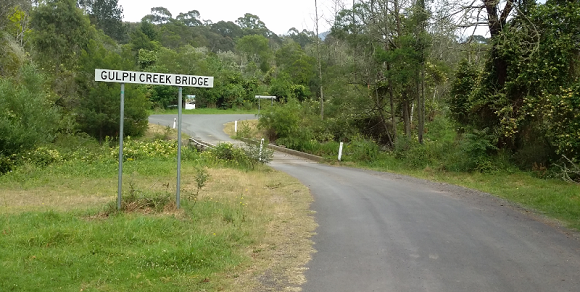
258 98 309 147
110 137 177 161
343 135 379 163
193 165 210 200
450 2 580 164
79 0 126 42
0 64 60 172
76 39 150 142
448 60 480 126
242 139 274 166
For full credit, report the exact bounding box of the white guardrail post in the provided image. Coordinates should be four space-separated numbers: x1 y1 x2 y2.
338 142 344 161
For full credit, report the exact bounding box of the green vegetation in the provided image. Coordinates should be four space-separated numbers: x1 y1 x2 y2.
235 105 580 230
0 125 313 291
2 0 580 288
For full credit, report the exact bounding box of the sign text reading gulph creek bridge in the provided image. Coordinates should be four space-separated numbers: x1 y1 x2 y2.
95 69 213 87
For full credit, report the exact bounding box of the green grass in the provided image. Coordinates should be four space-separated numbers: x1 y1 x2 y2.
0 130 315 291
0 206 249 291
150 108 258 115
0 159 250 291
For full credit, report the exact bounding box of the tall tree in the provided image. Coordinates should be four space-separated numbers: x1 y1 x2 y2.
315 0 324 119
142 7 173 24
236 34 272 72
30 0 94 109
176 10 202 27
78 0 125 41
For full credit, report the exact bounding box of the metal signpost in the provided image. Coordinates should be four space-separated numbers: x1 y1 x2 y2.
95 69 214 209
255 95 276 115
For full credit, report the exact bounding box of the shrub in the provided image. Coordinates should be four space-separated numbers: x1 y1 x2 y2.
258 98 301 142
109 137 178 161
344 135 379 162
19 147 63 167
0 64 60 165
242 140 274 167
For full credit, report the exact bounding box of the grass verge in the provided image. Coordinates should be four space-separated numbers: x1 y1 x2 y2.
0 126 315 291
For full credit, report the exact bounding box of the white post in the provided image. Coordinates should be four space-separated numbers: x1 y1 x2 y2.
338 142 344 161
259 138 264 162
235 120 238 133
173 117 176 129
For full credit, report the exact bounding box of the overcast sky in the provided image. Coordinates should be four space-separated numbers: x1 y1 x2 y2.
117 0 345 35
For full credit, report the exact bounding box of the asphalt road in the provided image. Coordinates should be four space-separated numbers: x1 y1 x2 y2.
149 114 580 292
149 114 255 145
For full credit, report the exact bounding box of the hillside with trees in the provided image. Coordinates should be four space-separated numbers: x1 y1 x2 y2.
1 0 579 180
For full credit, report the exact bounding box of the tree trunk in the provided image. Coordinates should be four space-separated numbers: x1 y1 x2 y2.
483 0 512 86
315 0 324 120
388 63 396 144
403 97 411 138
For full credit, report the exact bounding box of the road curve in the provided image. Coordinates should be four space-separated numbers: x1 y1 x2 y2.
149 114 580 292
149 114 256 145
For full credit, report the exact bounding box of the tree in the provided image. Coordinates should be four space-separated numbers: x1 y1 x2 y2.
236 13 278 40
78 0 126 42
328 0 433 146
142 7 173 25
275 40 316 86
176 10 202 27
30 0 93 74
29 0 94 110
76 39 149 142
236 34 272 72
236 13 267 32
287 27 315 48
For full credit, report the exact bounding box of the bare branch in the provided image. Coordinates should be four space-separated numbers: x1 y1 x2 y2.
457 22 489 28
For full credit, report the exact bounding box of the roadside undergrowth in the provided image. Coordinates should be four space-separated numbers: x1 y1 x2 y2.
0 124 315 291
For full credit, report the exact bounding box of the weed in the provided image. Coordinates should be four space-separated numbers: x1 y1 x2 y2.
235 120 254 139
184 166 210 205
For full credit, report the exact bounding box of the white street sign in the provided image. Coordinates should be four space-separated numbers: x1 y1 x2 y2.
95 69 214 88
255 95 276 99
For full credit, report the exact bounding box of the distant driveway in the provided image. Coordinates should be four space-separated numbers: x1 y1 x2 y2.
149 114 255 144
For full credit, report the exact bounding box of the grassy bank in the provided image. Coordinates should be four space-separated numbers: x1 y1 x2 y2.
0 125 315 291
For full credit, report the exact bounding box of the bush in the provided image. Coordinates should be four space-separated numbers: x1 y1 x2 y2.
442 129 498 172
19 147 63 167
344 135 379 162
0 64 60 165
258 98 302 142
109 137 177 161
242 140 274 167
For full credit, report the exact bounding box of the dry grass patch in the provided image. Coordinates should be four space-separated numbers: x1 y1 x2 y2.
224 119 262 140
144 123 189 142
0 178 116 213
178 166 316 291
